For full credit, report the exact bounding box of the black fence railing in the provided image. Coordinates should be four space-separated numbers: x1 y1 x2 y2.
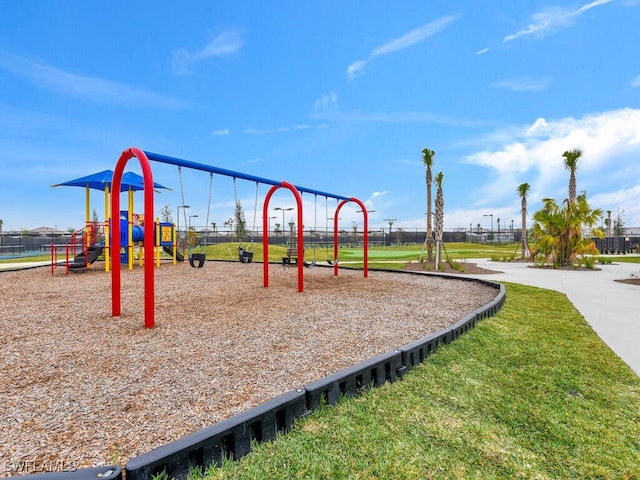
2 230 637 257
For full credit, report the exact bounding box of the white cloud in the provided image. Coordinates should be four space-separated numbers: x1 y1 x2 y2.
347 15 457 80
492 76 552 92
631 75 640 87
243 123 325 135
242 158 260 165
0 52 188 108
243 127 272 135
503 0 613 44
212 128 230 136
172 29 244 75
476 48 489 55
372 16 457 56
371 191 390 198
464 108 640 225
313 91 338 115
347 60 366 81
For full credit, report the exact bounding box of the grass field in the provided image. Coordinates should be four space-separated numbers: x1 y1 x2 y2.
188 283 640 480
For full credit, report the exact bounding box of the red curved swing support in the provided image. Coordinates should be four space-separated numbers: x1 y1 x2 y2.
107 147 368 328
333 198 369 277
262 182 304 292
110 147 156 328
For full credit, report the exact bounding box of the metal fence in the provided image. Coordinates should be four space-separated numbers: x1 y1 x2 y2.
4 229 636 257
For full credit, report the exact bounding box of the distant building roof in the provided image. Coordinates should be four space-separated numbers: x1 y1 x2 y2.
26 226 68 235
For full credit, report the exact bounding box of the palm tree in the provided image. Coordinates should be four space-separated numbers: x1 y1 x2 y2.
563 148 582 204
530 193 603 267
422 148 436 262
434 172 444 269
517 182 530 260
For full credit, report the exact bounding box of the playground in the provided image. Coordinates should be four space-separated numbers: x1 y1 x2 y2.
0 260 497 473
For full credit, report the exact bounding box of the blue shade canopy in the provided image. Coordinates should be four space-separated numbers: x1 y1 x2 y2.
51 169 170 192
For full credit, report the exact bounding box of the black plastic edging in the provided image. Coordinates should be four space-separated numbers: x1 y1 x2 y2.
304 350 404 411
125 389 307 480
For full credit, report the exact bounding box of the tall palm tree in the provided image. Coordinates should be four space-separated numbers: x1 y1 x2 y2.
517 182 530 260
422 148 436 262
434 172 444 269
562 148 582 204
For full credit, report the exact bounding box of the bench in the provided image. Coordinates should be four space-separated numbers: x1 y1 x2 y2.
282 248 303 266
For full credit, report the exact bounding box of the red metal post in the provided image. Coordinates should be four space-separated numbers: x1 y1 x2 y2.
333 198 369 277
350 197 369 278
261 182 304 292
50 244 56 275
111 147 155 328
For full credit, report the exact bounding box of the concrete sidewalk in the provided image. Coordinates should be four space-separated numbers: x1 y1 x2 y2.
0 261 52 272
462 258 640 377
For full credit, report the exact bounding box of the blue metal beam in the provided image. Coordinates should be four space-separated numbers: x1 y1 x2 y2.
144 151 351 201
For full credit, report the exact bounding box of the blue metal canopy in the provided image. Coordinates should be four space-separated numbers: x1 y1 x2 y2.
52 169 170 192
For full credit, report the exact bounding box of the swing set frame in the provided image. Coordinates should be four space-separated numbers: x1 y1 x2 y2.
110 147 369 328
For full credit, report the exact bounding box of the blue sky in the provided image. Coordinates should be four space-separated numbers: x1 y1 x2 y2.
1 1 640 234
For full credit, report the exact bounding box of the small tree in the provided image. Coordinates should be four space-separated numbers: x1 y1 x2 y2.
517 183 530 260
234 201 247 244
351 222 358 247
161 204 173 223
288 220 296 247
434 172 445 269
187 226 199 248
613 209 626 236
224 217 234 241
422 148 436 262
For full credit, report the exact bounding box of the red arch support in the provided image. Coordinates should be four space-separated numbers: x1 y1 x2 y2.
262 182 304 292
111 147 156 328
333 198 369 277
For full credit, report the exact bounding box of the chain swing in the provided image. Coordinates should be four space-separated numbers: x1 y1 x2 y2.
325 196 338 266
303 194 318 268
185 170 214 268
233 178 260 264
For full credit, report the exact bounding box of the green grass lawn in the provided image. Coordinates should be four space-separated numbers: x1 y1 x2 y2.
187 283 640 480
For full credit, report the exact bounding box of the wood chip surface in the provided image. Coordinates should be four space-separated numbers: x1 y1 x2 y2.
0 261 497 476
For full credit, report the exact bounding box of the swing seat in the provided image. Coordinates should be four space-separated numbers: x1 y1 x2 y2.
237 246 253 263
189 253 206 268
303 260 316 268
326 259 339 266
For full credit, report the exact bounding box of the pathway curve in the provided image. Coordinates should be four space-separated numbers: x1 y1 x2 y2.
462 258 640 377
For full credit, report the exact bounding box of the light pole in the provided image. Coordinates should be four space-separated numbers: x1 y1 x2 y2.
274 207 293 245
383 218 396 246
267 216 277 234
483 214 493 243
177 205 190 247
